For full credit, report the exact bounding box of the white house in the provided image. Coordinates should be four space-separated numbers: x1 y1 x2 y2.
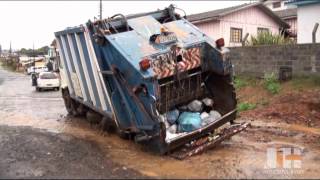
288 0 320 44
187 2 289 47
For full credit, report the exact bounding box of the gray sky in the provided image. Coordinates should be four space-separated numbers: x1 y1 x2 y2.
0 1 252 50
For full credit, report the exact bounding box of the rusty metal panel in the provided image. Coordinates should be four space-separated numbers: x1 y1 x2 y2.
127 15 163 39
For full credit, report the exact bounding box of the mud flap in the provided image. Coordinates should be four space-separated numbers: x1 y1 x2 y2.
170 122 250 160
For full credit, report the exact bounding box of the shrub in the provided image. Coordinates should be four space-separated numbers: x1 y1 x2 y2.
264 72 281 94
250 32 294 46
237 102 256 112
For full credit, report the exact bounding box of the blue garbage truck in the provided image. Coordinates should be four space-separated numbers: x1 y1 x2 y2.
55 5 247 156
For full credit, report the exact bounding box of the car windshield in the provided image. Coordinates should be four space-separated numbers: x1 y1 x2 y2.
40 73 57 79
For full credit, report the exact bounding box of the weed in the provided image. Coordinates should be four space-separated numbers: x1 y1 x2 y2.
234 77 248 89
264 72 280 94
237 102 257 112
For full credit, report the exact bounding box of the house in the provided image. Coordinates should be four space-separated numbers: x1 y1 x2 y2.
187 2 290 47
274 8 297 39
287 0 320 44
263 0 296 11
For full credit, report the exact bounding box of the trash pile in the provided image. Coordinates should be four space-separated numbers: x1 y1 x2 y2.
162 98 222 142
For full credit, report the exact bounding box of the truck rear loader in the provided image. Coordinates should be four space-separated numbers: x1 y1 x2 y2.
55 5 248 157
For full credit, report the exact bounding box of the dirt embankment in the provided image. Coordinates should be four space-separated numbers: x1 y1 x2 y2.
241 89 320 128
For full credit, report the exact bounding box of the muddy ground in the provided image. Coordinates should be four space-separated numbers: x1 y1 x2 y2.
0 67 319 179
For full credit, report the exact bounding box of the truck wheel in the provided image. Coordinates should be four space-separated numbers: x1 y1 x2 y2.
86 110 102 125
61 88 73 114
100 116 116 132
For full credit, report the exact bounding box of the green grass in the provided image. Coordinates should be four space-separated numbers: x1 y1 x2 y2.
233 76 258 89
263 72 281 94
237 102 257 112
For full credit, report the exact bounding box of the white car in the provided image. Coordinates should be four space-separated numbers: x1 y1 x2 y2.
27 66 48 75
36 72 60 91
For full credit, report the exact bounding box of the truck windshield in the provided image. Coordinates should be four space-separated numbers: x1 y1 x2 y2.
40 73 57 79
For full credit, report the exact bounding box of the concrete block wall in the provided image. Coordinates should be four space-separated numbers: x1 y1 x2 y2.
229 43 320 77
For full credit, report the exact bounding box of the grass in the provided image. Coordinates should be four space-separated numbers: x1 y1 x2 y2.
263 72 281 94
233 76 258 90
237 102 257 112
289 75 320 90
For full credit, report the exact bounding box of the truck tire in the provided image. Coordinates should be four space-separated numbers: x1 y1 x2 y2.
61 88 73 115
100 116 116 132
86 110 102 125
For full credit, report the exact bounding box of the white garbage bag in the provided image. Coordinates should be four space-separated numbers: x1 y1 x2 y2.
200 112 209 120
187 100 203 112
202 98 214 107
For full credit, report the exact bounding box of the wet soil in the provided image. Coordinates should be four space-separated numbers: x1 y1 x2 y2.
0 67 319 179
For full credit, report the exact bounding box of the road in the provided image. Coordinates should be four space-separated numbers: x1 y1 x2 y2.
0 67 319 179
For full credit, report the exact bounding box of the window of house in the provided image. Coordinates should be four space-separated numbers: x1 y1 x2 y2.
272 2 281 8
257 27 269 34
230 28 242 43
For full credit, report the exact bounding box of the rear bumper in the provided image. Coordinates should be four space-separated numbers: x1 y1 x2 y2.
166 109 237 151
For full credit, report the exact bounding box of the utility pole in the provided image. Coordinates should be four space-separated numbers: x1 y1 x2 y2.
33 43 35 73
9 41 12 56
99 0 102 20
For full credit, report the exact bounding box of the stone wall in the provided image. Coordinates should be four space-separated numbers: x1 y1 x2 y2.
229 43 320 77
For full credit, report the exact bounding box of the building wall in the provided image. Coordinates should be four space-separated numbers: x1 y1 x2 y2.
297 4 320 44
220 6 280 47
193 21 221 40
229 43 320 77
193 6 281 47
264 1 288 11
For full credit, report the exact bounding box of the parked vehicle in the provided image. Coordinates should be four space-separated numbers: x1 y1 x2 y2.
35 72 60 91
55 5 247 155
27 66 48 75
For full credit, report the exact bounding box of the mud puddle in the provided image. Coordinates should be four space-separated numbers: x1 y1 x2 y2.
1 113 319 178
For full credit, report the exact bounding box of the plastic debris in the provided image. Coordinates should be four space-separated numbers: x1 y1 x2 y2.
178 112 201 132
187 100 203 112
201 110 222 127
209 110 221 119
200 112 209 120
168 124 178 134
166 109 180 124
202 98 214 107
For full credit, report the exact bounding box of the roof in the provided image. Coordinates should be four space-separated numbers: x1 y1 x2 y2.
187 2 290 28
274 8 297 19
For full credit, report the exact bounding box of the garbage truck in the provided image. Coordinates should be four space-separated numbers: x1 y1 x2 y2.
55 5 249 157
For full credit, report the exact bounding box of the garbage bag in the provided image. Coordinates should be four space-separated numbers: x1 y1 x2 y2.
209 110 221 119
166 109 180 124
200 112 209 120
202 98 214 107
168 124 177 134
187 100 203 112
178 112 201 132
201 110 222 127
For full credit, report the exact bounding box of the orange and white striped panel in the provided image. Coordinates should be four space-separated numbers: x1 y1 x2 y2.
152 47 201 79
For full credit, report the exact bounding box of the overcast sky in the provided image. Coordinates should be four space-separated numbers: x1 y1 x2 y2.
0 1 252 50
